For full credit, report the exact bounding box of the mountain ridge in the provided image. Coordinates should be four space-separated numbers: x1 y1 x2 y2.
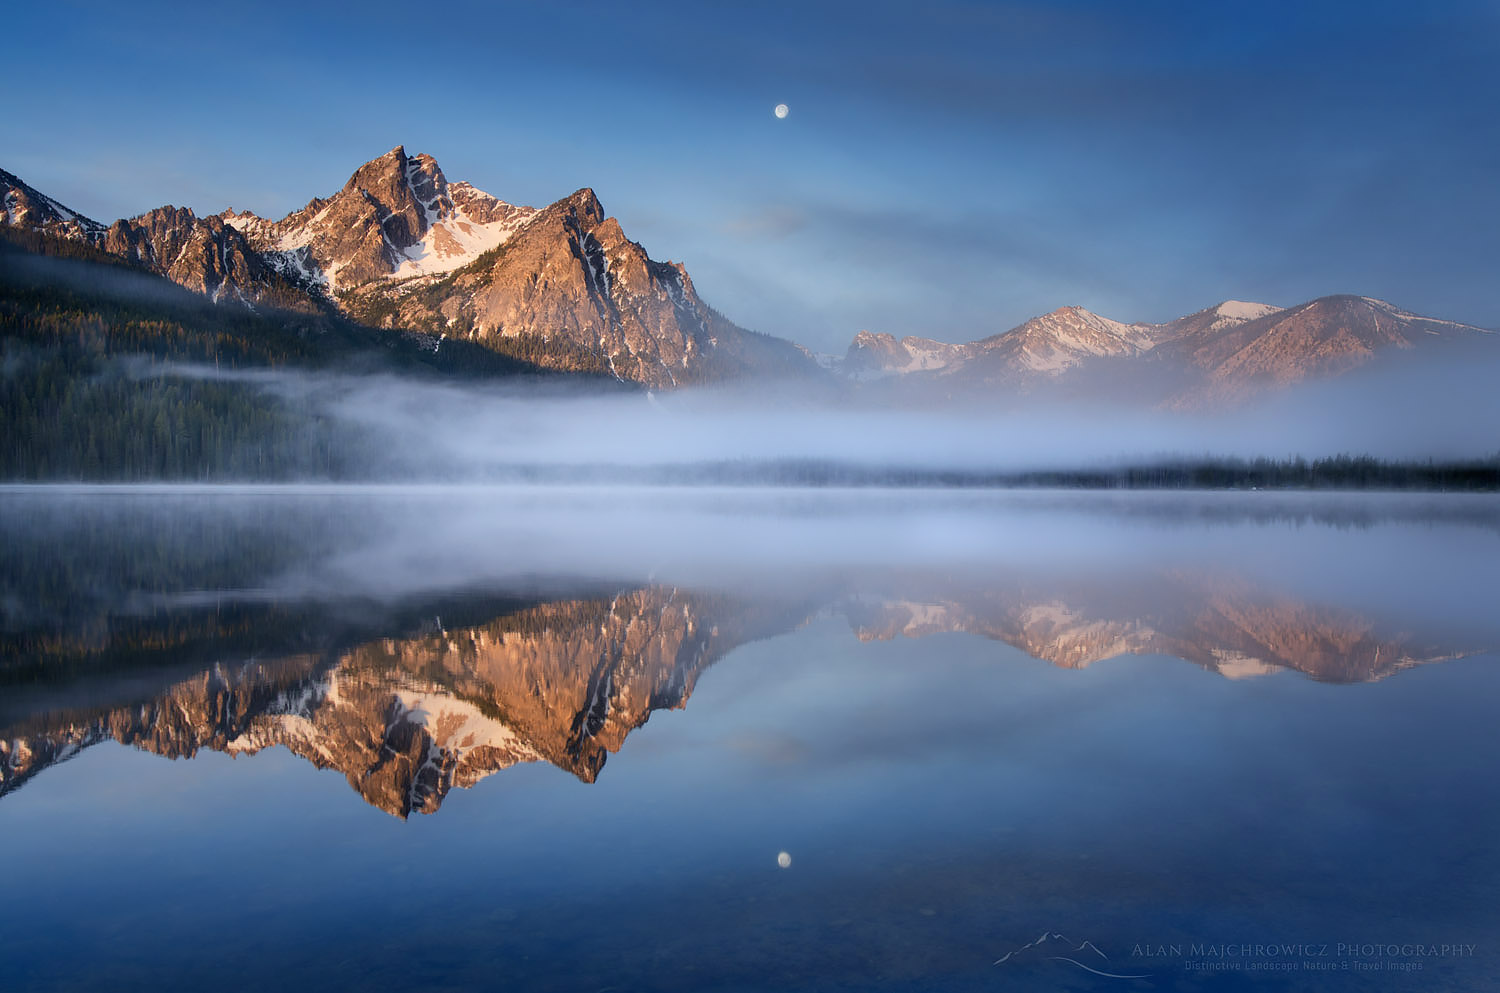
2 149 818 388
845 294 1493 407
5 153 1494 401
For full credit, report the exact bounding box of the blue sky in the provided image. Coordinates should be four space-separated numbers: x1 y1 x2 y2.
6 0 1497 352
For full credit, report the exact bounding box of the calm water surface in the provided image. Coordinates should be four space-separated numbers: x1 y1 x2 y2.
2 487 1497 992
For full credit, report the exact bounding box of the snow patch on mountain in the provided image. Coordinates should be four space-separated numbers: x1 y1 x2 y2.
261 246 329 292
389 194 537 280
1209 300 1281 329
1216 300 1281 321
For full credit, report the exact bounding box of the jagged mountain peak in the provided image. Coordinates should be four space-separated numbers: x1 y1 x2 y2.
340 144 451 225
127 203 197 224
250 156 815 386
544 186 605 225
213 146 541 291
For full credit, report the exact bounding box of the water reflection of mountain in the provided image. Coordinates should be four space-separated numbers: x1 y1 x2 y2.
839 571 1468 682
1 588 816 816
1 573 1486 815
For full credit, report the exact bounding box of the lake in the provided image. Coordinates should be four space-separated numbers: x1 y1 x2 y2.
2 487 1496 992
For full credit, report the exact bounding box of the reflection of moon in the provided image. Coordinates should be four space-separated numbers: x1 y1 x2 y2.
777 851 792 868
774 103 789 119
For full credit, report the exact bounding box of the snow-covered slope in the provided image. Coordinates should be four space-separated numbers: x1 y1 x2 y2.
1211 299 1282 327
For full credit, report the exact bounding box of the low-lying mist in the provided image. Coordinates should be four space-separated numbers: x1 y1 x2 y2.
163 341 1500 481
5 488 1499 653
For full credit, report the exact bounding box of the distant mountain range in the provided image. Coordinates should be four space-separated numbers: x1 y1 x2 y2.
3 150 1494 403
844 296 1493 407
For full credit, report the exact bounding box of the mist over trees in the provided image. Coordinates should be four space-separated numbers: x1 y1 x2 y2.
3 228 1497 487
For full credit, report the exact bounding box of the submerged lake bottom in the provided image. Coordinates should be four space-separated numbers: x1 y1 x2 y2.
2 486 1496 991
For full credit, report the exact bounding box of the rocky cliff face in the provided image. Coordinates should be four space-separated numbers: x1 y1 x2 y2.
12 152 1487 399
98 207 281 303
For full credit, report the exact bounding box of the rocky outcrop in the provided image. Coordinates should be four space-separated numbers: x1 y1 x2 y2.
98 207 277 302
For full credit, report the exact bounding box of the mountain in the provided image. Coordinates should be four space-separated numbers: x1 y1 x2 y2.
96 206 305 308
845 297 1493 406
3 168 325 311
1154 295 1492 407
1 149 817 388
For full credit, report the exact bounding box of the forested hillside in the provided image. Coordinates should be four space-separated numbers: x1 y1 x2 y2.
0 231 616 480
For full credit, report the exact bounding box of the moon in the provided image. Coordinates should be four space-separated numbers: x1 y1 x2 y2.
774 103 790 119
777 851 792 868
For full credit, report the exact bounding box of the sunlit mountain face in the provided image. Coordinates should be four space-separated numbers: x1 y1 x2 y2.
4 488 1496 817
